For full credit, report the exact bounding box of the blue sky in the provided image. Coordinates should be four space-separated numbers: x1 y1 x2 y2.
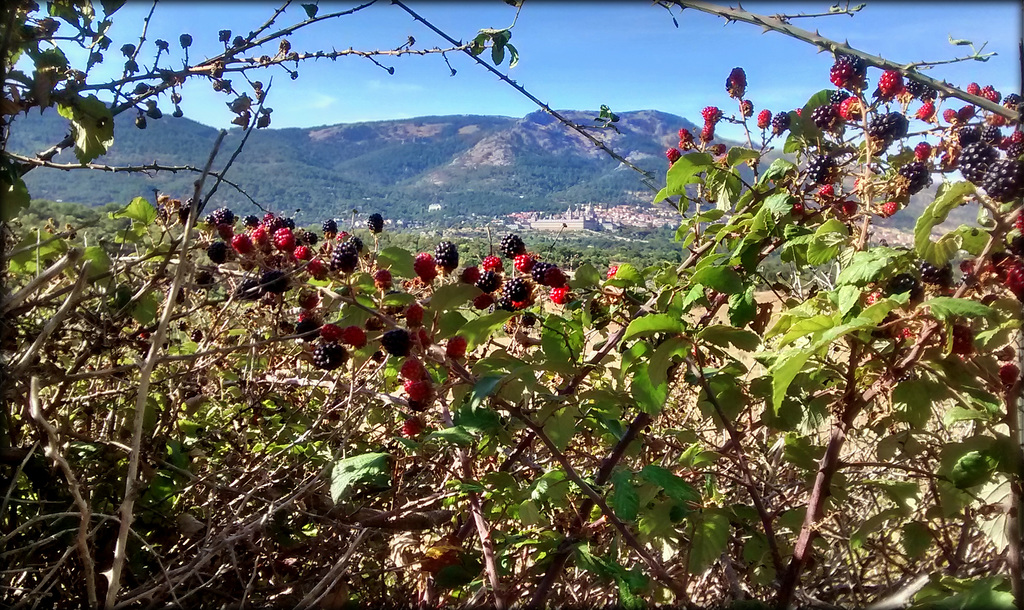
47 2 1022 139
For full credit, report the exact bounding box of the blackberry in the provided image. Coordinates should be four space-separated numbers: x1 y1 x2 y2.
476 270 502 293
295 317 321 340
771 112 791 135
531 261 555 285
263 215 286 233
330 242 359 273
235 278 261 300
867 112 909 145
502 277 531 302
811 104 840 130
207 241 228 264
957 125 982 147
905 79 937 101
283 217 296 230
920 261 952 287
898 161 931 195
195 270 214 287
829 90 851 106
980 159 1024 203
260 270 289 294
500 233 526 258
322 218 338 235
243 214 260 228
434 241 459 271
178 207 192 225
367 213 384 234
521 312 537 327
209 207 235 226
959 142 998 184
301 230 318 246
830 54 866 90
347 235 364 253
806 154 835 185
495 295 518 312
312 341 348 370
1008 142 1024 160
887 273 922 299
1010 235 1024 257
380 329 411 357
1004 93 1022 111
981 126 1002 145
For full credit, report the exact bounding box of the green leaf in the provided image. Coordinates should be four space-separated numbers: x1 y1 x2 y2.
925 297 995 321
0 173 30 221
112 196 156 224
610 470 639 521
914 181 977 266
639 465 699 503
901 521 932 559
571 262 601 288
770 348 814 415
543 409 576 452
425 426 476 447
301 3 318 18
621 314 686 342
665 152 713 196
728 286 757 328
101 0 126 16
763 192 795 216
698 325 759 351
132 290 160 325
541 316 581 373
428 284 479 313
836 247 904 286
329 452 390 503
688 509 730 573
950 450 997 489
56 94 114 163
632 360 668 415
381 291 416 308
726 147 760 168
491 43 505 66
506 43 519 68
460 310 515 350
691 266 742 294
82 246 110 278
610 263 644 285
376 247 415 278
893 378 950 428
757 158 798 187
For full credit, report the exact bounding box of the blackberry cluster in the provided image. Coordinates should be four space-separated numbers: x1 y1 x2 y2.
830 54 867 89
806 155 835 185
959 142 998 184
235 278 261 300
322 218 338 235
502 277 531 302
263 215 286 233
531 261 555 284
981 126 1002 145
367 213 384 233
434 241 459 271
500 233 526 258
887 273 922 300
770 112 791 135
348 235 364 253
829 90 851 106
260 270 289 294
898 161 931 195
957 126 982 147
811 104 840 130
380 329 411 357
905 79 937 101
313 342 347 370
920 261 953 287
208 207 235 226
980 159 1024 203
331 242 359 273
243 214 260 228
867 112 909 144
476 270 502 293
207 241 228 264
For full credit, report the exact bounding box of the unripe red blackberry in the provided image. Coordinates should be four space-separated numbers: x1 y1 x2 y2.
460 266 481 285
341 325 367 348
207 241 228 264
446 336 467 358
500 233 526 258
381 329 411 357
550 286 570 305
770 112 791 135
725 67 746 98
231 233 253 254
981 85 1000 103
898 161 931 195
413 253 437 282
476 270 502 293
331 243 359 273
434 241 459 272
502 277 532 302
313 341 347 370
544 266 567 288
401 417 424 438
914 142 932 161
217 224 234 240
607 265 619 279
405 303 424 327
400 357 426 381
700 123 715 143
293 245 312 261
306 259 327 279
838 97 862 121
298 291 319 310
959 142 998 185
473 293 494 309
817 184 835 199
482 256 502 272
881 201 899 217
404 379 433 403
966 82 981 96
373 268 392 290
980 159 1024 203
740 99 753 118
367 213 384 233
757 109 772 129
841 200 858 216
320 323 343 342
915 102 935 121
1001 363 1021 386
666 147 682 164
877 70 904 99
260 269 289 294
957 106 976 122
273 228 295 251
514 254 535 274
942 108 958 124
701 106 722 124
251 226 270 247
678 128 694 150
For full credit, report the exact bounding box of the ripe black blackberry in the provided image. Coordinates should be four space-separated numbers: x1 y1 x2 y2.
500 233 526 258
898 161 931 195
347 235 364 253
301 230 318 245
331 242 359 273
531 261 555 285
235 278 261 300
380 329 411 357
1004 93 1022 111
829 90 851 106
981 126 1002 145
243 214 260 228
283 217 296 230
495 295 518 311
887 273 921 297
207 241 228 264
811 104 840 130
178 207 191 225
920 261 952 287
313 341 348 370
1008 142 1024 160
770 112 791 135
502 277 531 302
209 207 235 226
905 79 937 101
980 159 1024 203
263 215 286 233
521 312 537 327
806 155 835 185
957 125 982 147
959 142 998 184
867 112 909 145
195 270 214 286
476 270 502 293
434 241 459 271
1009 235 1024 258
322 218 338 235
367 213 384 233
260 270 289 294
295 318 321 339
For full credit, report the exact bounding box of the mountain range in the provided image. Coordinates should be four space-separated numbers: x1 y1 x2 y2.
8 107 704 224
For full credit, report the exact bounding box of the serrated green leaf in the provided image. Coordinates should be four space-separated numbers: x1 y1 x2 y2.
429 283 479 312
610 470 639 522
570 262 601 288
925 297 995 321
330 452 390 503
458 310 515 351
132 290 160 325
691 266 742 294
425 426 476 447
665 152 713 196
621 314 686 342
914 181 977 265
698 325 760 351
611 263 644 285
376 247 415 278
901 521 932 559
56 94 114 163
639 465 699 503
688 509 730 573
543 409 575 452
113 196 156 224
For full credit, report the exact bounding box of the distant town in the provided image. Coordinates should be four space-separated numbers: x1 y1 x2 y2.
505 203 679 232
